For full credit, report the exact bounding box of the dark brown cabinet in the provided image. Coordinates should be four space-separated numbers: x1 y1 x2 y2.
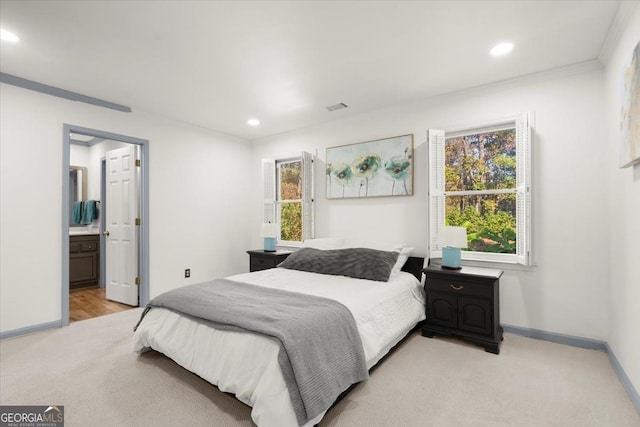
247 249 292 272
422 265 503 354
70 234 100 288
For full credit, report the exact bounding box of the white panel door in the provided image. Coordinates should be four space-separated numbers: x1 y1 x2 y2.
105 145 139 306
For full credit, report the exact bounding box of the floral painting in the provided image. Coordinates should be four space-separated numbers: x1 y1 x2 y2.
620 40 640 168
326 134 413 199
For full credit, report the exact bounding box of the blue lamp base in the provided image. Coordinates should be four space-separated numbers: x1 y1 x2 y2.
442 246 462 270
263 237 276 252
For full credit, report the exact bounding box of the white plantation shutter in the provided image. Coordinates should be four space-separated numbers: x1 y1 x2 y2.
301 151 315 240
262 158 276 224
428 129 446 259
515 113 532 266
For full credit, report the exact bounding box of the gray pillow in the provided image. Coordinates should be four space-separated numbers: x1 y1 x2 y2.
278 247 399 282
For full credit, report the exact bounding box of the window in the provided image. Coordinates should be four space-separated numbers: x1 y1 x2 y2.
429 113 531 265
262 152 314 244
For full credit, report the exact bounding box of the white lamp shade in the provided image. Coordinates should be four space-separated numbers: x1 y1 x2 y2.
260 222 278 238
436 226 468 248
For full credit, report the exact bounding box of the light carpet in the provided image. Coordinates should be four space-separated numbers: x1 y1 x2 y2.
1 309 638 427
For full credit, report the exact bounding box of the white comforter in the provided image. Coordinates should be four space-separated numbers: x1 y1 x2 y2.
133 268 425 427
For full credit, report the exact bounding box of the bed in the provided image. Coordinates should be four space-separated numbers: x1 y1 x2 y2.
133 246 426 427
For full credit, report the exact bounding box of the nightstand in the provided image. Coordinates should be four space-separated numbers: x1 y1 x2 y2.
247 249 292 272
422 265 504 354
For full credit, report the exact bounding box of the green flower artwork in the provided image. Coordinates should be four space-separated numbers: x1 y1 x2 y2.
326 134 413 199
332 162 353 198
351 154 381 197
384 147 411 195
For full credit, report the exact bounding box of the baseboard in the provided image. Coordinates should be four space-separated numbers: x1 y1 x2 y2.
0 320 61 340
504 324 639 415
503 324 606 350
606 343 640 415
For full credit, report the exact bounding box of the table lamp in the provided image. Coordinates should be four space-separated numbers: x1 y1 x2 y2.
261 222 278 252
436 226 468 269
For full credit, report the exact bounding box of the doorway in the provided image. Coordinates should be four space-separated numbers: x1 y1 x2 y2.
62 124 150 326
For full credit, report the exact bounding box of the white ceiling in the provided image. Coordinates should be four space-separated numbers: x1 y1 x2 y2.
0 1 623 140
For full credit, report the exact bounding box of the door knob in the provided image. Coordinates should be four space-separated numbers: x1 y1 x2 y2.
103 230 110 237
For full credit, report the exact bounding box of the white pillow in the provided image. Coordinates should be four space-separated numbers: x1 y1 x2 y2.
301 237 347 250
390 246 414 277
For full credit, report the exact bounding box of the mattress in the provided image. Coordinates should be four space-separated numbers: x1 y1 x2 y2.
133 267 425 426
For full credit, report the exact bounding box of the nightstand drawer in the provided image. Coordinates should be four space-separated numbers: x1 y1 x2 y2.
251 257 273 268
250 264 271 272
250 259 277 272
247 250 291 272
427 277 493 298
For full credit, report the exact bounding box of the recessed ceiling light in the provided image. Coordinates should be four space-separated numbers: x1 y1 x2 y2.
0 29 20 43
248 118 260 126
490 42 513 56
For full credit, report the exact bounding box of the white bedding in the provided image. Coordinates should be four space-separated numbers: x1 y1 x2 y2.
133 267 425 427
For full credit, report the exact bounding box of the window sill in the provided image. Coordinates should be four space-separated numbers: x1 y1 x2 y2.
430 258 537 273
276 243 303 251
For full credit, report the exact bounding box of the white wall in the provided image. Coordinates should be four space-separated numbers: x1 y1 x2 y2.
604 3 640 400
69 144 90 169
251 62 610 341
0 83 252 333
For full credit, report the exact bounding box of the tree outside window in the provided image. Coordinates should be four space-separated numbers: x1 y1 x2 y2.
445 129 517 254
277 160 303 242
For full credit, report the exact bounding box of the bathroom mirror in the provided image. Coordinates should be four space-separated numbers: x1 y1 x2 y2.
70 166 87 225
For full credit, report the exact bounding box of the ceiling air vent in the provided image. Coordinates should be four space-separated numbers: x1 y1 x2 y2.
326 102 348 112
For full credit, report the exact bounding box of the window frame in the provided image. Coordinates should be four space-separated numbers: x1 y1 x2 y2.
429 113 532 266
262 152 314 246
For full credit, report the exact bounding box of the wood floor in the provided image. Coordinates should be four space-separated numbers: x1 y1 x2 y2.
69 286 135 322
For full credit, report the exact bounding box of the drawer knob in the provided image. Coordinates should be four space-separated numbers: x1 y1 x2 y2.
450 284 464 291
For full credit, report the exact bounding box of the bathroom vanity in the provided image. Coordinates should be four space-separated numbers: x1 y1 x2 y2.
70 233 100 288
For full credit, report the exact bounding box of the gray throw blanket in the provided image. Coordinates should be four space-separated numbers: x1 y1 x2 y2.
135 279 368 425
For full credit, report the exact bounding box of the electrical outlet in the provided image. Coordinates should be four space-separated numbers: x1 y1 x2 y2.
185 268 190 278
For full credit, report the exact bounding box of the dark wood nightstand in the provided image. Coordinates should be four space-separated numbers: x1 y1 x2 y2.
247 249 292 272
422 265 504 354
